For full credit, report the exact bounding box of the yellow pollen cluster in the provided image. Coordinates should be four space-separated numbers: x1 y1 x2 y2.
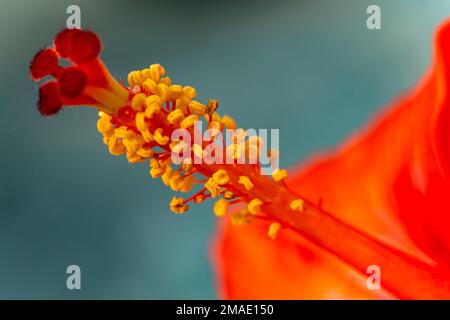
230 209 251 226
290 199 305 212
95 63 291 239
167 109 184 125
238 176 254 191
223 191 235 200
127 64 169 88
213 199 229 217
248 198 263 215
212 169 230 185
96 64 231 212
153 128 169 145
189 101 206 116
272 168 288 181
205 178 223 198
267 222 281 240
170 196 189 214
99 112 153 163
203 169 233 200
221 115 237 129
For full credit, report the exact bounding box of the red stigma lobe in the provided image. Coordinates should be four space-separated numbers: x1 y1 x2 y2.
69 30 101 63
58 67 87 98
54 28 80 58
30 48 59 80
38 82 62 116
30 28 128 116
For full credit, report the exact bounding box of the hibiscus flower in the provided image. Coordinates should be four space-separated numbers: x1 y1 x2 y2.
30 20 450 300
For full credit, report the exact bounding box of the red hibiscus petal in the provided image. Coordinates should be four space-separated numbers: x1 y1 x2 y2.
212 19 450 299
289 19 450 266
212 219 395 299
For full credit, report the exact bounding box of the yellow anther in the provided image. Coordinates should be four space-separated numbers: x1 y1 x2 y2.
149 63 166 82
181 159 194 174
189 101 206 116
150 157 166 169
157 83 170 101
213 199 229 217
212 169 230 185
136 112 148 132
167 109 185 125
150 166 166 178
108 136 126 156
142 78 158 94
238 176 254 191
145 95 163 108
153 128 169 145
144 104 161 119
205 178 222 198
98 110 111 119
149 158 169 178
169 173 193 192
160 76 172 86
248 198 263 215
267 222 281 240
141 129 153 143
127 71 136 87
183 86 196 99
114 126 134 139
169 85 183 100
102 136 111 145
136 148 154 159
272 168 288 182
230 209 250 226
206 99 219 115
180 175 196 193
212 112 221 122
290 199 305 212
223 191 235 200
175 98 189 113
221 115 237 129
97 112 113 134
180 114 198 129
126 151 145 163
139 68 152 81
131 93 146 111
169 173 184 192
170 196 189 214
127 70 143 87
174 87 196 113
161 166 175 186
122 134 144 154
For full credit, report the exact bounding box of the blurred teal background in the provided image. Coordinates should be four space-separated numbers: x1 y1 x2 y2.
0 0 449 299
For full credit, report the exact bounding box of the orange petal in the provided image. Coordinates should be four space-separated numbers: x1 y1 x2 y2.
213 18 450 299
289 19 450 266
212 219 394 299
